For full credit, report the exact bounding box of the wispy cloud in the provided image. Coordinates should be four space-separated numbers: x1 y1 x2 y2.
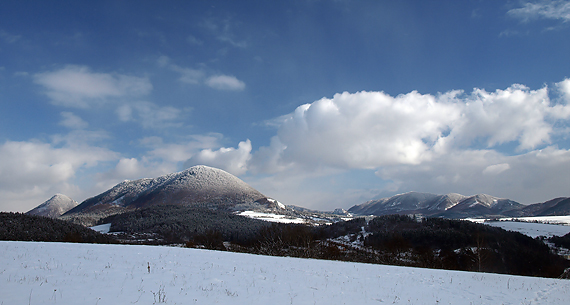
201 18 248 48
205 75 246 91
507 0 570 23
0 29 21 43
172 66 205 85
186 35 204 46
143 134 222 162
158 56 245 91
116 101 183 129
34 65 152 108
59 112 88 129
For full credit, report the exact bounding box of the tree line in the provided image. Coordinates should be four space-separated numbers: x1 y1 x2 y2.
0 212 115 244
3 208 568 278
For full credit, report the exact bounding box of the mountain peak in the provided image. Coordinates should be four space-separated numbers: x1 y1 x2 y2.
64 165 268 218
27 194 78 218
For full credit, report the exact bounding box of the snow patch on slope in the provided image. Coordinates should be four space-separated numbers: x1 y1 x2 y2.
238 211 306 224
90 223 112 234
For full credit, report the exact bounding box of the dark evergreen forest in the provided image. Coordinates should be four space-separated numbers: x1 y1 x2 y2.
0 212 115 244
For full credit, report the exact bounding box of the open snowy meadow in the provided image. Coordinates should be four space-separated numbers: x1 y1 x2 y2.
1 241 569 304
467 216 570 238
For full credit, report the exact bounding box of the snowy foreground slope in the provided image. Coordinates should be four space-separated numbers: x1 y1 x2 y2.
1 242 569 305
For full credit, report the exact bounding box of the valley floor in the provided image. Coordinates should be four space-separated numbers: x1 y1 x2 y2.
1 241 569 304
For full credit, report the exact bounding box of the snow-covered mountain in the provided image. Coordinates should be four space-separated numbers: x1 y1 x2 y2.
506 197 570 217
26 194 78 218
64 165 270 217
348 192 523 218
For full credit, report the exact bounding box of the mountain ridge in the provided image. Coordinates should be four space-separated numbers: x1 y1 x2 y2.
348 192 570 218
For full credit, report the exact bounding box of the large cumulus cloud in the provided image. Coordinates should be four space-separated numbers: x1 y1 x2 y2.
248 81 570 173
191 78 570 205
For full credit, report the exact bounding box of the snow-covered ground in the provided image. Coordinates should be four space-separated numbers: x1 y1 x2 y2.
484 221 570 238
237 211 306 224
2 241 569 305
512 216 570 225
467 216 570 238
90 223 112 233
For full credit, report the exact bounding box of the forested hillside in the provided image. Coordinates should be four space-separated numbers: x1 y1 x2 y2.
3 208 568 278
229 215 569 278
0 212 115 244
101 205 271 247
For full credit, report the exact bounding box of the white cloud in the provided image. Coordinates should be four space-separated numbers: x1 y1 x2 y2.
253 90 460 171
171 65 205 85
92 134 229 192
158 56 245 90
248 136 290 174
158 56 204 84
248 81 570 175
116 101 182 128
0 139 118 212
205 75 246 91
193 78 570 207
184 139 252 175
482 163 511 176
34 65 152 108
59 112 88 129
446 84 559 151
111 158 143 178
375 146 570 204
145 134 223 162
157 55 170 67
93 157 176 193
555 79 570 116
507 0 570 23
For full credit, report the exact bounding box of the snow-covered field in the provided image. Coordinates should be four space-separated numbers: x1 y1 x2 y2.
512 216 570 225
483 221 570 238
467 216 570 238
1 241 569 305
237 211 306 224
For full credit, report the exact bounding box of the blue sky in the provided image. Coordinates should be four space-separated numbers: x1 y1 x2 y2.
1 0 570 212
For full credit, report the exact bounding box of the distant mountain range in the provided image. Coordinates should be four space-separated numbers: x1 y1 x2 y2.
348 192 570 218
26 166 570 223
